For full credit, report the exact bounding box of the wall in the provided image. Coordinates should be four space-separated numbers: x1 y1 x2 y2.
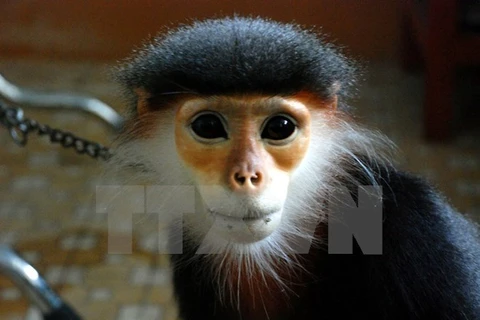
0 0 400 62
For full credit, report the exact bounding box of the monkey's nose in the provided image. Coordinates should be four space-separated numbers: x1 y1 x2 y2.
230 168 264 191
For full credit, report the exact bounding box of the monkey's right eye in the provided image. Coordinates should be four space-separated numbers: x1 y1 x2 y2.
190 113 228 140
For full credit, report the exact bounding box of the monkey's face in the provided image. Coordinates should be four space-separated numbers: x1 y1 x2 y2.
174 96 313 244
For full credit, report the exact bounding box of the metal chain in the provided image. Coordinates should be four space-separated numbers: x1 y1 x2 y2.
0 100 112 161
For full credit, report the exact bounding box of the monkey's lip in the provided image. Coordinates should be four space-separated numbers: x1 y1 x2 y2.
208 210 276 223
208 210 282 243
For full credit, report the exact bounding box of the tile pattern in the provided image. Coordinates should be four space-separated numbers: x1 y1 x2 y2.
0 59 479 320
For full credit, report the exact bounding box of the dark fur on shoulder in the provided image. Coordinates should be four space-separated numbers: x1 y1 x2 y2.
116 16 356 109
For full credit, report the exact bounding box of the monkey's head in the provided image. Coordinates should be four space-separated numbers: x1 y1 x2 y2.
110 17 382 256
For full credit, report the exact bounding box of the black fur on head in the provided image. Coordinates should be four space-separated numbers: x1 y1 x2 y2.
116 16 357 109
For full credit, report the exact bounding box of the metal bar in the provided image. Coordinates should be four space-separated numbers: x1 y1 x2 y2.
0 73 124 131
0 245 62 314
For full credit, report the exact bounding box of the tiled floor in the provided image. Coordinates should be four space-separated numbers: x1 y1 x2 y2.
0 59 479 320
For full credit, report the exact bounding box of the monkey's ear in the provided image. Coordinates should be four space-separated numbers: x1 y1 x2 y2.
133 88 151 115
329 81 341 110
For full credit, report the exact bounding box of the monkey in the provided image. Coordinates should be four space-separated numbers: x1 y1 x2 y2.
105 17 480 320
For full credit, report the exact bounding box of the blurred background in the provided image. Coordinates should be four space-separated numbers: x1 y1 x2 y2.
0 1 479 319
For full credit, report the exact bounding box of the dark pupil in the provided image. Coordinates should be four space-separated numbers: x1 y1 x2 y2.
262 116 295 140
191 114 227 139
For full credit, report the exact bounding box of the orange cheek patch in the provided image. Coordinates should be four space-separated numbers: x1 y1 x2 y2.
174 127 230 184
267 134 310 172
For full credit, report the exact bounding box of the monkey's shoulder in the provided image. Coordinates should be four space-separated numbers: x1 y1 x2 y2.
354 162 480 254
325 162 480 318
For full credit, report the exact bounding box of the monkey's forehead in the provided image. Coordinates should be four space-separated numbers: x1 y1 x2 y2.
115 16 356 103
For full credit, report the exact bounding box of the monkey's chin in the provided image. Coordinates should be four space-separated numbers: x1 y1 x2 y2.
209 210 282 244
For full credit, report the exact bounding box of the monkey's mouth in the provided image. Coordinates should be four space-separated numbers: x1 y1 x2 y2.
207 209 282 243
208 209 274 222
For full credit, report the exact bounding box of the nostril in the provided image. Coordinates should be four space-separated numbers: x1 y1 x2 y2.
250 172 261 185
234 172 246 185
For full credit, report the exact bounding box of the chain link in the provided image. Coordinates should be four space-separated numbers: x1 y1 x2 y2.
0 100 112 161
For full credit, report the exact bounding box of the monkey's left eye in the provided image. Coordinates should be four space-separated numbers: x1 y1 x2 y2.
190 113 228 140
261 115 297 141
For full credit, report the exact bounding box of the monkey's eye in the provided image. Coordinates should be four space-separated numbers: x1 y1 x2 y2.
261 115 296 141
190 113 228 140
